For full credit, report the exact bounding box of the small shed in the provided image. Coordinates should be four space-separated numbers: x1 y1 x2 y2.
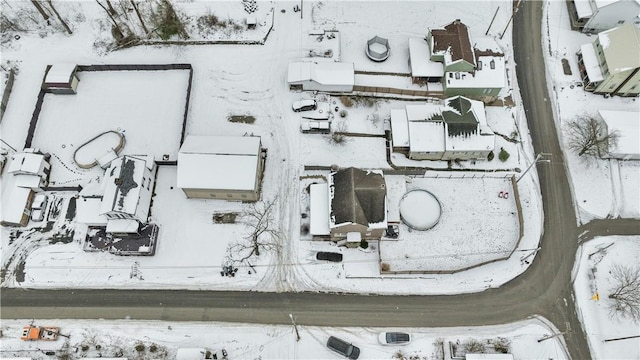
43 64 80 94
246 17 257 29
288 62 355 92
0 186 34 227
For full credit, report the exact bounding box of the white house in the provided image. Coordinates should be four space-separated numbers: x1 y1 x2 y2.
177 135 264 201
568 0 640 33
1 150 51 227
599 110 640 160
287 61 355 92
99 155 156 233
391 96 495 161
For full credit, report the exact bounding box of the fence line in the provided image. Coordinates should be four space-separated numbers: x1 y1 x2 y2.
0 68 16 122
353 85 444 98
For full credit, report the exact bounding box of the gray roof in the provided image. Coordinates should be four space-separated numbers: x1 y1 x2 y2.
442 96 479 137
332 167 386 227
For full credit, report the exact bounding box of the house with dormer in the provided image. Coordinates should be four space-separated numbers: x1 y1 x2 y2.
309 168 387 242
390 96 495 161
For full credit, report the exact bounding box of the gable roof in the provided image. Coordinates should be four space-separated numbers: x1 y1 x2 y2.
430 19 475 66
331 168 386 228
100 155 148 216
442 96 479 137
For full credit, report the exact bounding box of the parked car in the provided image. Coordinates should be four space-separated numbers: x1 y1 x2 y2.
378 332 411 345
292 99 317 112
327 336 360 359
316 251 343 262
31 193 48 222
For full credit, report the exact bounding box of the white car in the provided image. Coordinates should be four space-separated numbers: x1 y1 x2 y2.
31 193 48 222
292 99 317 112
378 332 411 345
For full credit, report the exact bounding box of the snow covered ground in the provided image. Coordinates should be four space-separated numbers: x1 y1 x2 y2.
572 236 640 360
0 317 568 360
1 0 636 358
542 0 640 223
0 0 544 295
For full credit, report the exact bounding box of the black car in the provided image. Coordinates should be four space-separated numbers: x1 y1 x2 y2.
316 251 343 262
327 336 360 359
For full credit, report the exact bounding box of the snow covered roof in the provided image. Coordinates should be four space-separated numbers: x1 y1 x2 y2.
408 37 444 78
409 121 446 153
1 186 32 225
76 197 108 226
7 153 47 175
177 135 261 191
446 38 505 90
44 63 77 84
598 23 640 74
580 43 605 82
106 218 140 233
13 174 42 189
287 62 355 87
465 354 514 360
100 156 149 216
310 183 330 235
599 110 640 158
574 0 595 19
390 109 410 148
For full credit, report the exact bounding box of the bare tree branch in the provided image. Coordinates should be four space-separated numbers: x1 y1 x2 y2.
607 264 640 322
566 115 619 159
226 198 281 266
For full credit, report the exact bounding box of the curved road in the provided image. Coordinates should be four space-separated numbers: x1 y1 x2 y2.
2 2 639 360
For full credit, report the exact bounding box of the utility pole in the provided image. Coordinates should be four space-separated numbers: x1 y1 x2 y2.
517 153 551 183
289 313 300 341
501 0 522 39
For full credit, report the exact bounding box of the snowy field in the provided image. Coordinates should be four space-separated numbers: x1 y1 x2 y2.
543 0 640 222
573 236 640 360
0 318 568 360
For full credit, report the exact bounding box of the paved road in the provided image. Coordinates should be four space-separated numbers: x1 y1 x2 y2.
2 2 639 360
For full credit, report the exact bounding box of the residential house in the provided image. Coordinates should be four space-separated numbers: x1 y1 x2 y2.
566 0 640 33
1 150 51 227
287 61 355 92
599 110 640 159
99 155 156 233
577 23 640 96
391 96 495 161
309 168 387 241
177 135 265 201
417 20 505 100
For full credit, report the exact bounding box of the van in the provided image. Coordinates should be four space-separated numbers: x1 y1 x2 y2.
327 336 360 359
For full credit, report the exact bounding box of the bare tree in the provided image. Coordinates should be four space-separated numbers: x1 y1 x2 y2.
566 115 619 158
227 198 281 265
45 0 72 34
30 0 50 24
607 264 640 322
330 119 348 145
130 0 149 35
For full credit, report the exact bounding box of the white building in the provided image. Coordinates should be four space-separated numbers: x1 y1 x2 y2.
568 0 640 33
599 110 640 160
287 61 355 92
99 155 156 233
177 135 264 201
390 96 495 161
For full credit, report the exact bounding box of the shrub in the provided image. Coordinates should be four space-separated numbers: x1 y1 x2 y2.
487 151 495 161
339 110 347 118
498 147 510 162
360 240 368 249
340 95 353 107
463 338 486 353
135 343 145 352
491 337 511 353
381 262 390 271
149 344 158 353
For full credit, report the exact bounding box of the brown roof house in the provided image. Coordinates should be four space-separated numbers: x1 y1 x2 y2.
417 20 506 100
329 167 387 242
